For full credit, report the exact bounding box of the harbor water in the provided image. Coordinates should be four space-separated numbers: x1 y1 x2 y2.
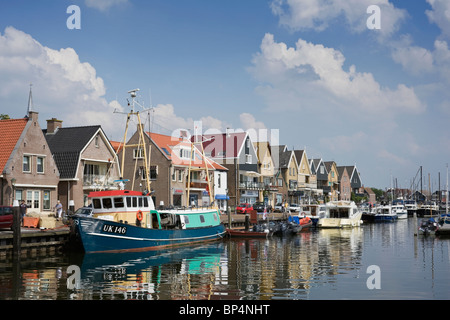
1 217 449 300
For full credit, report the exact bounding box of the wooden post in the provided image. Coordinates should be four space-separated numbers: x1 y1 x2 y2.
12 200 21 258
245 214 250 231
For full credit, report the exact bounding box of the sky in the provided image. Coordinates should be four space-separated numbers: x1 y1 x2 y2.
0 0 449 190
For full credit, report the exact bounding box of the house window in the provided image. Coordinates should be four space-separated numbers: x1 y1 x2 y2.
172 169 176 181
150 165 158 180
27 190 40 210
320 166 324 174
95 135 99 148
84 163 100 176
43 190 50 210
23 156 31 172
245 154 252 164
178 169 183 182
37 157 44 173
133 148 144 159
15 190 23 201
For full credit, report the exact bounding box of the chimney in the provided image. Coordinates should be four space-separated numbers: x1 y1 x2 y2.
46 118 63 134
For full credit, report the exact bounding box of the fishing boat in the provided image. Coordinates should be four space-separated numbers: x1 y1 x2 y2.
374 204 398 222
317 201 363 228
73 90 226 253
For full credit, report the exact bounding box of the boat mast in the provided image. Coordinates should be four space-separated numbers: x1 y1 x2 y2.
446 164 448 215
119 89 151 193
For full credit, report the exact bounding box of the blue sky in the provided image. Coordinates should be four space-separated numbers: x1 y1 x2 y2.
1 0 449 190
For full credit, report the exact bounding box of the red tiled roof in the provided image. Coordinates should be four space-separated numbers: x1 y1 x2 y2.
110 140 123 153
0 118 28 173
148 132 227 170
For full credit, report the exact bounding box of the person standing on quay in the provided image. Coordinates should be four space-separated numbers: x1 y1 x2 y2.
55 200 63 220
20 200 27 225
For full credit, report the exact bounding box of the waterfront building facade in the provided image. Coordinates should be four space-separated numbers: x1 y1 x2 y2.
117 129 226 210
44 120 120 212
0 110 60 214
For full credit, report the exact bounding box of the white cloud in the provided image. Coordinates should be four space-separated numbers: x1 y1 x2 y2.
250 33 425 117
84 0 129 12
426 0 450 39
391 38 450 85
0 26 121 135
239 113 266 131
151 103 234 136
271 0 407 37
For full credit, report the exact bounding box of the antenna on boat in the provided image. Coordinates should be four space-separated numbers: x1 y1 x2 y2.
117 88 152 194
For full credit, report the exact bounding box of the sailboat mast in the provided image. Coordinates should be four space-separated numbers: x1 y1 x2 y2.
446 164 448 215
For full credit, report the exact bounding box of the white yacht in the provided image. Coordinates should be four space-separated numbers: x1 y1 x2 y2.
374 205 398 222
318 201 363 228
392 200 408 219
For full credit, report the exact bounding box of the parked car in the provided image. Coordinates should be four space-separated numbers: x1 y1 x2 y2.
236 203 253 214
252 202 272 213
0 206 14 230
288 203 301 213
274 203 285 213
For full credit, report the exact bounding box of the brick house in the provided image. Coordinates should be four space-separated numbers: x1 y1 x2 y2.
0 110 60 214
197 131 260 208
116 129 226 209
337 166 351 201
44 119 120 212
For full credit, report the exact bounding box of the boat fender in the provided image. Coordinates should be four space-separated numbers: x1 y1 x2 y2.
136 210 143 221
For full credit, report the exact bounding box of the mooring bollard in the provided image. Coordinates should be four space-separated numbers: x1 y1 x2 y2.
12 200 21 258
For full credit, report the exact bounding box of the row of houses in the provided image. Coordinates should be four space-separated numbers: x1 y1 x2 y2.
0 96 371 215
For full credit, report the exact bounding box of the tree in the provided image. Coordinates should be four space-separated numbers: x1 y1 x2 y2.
370 188 384 201
0 114 10 120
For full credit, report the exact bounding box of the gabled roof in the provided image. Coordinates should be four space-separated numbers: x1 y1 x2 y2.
149 132 227 171
324 161 336 173
44 125 102 179
196 132 248 159
336 166 349 180
0 118 28 173
254 141 272 164
293 150 304 166
273 145 297 169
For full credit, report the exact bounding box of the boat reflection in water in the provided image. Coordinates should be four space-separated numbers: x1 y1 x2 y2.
77 242 227 300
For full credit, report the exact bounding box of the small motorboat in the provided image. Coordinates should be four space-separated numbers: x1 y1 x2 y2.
227 222 276 238
418 217 439 236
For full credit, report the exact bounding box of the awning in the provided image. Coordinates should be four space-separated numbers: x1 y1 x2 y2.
244 171 260 177
215 194 230 200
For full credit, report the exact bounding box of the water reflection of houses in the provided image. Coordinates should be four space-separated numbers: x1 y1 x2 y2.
226 229 364 299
